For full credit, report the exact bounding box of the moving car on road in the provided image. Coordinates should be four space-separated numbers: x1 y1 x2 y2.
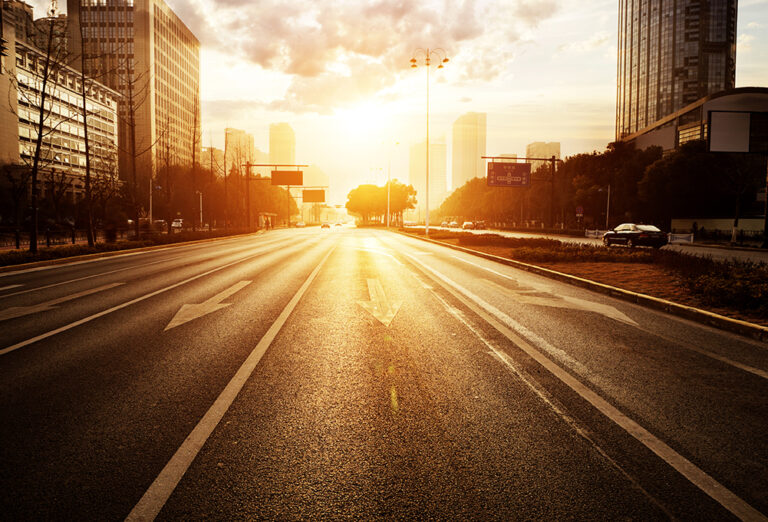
462 221 474 230
603 223 668 248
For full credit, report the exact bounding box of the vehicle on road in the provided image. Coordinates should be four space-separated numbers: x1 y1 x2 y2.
474 220 486 230
334 222 342 227
295 222 306 228
321 222 331 229
171 218 184 230
603 223 668 248
462 221 474 230
448 221 460 228
440 221 448 227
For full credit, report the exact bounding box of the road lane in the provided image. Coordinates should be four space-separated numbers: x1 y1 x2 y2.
0 231 337 519
0 227 765 520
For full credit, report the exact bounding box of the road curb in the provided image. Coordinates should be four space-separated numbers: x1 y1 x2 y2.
0 231 265 275
399 231 768 342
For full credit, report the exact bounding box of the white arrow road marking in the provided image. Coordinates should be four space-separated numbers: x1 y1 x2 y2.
0 283 124 321
0 285 23 292
357 278 402 327
165 281 251 331
483 278 639 327
454 256 638 326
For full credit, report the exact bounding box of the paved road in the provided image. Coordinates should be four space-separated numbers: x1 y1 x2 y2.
0 227 766 520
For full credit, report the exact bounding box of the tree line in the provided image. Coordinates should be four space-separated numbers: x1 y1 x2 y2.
436 140 765 231
345 180 417 225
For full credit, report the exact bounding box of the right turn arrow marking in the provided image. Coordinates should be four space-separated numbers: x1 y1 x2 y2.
358 278 402 327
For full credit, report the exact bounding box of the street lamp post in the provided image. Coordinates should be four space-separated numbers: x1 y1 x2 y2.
410 48 448 238
196 190 203 228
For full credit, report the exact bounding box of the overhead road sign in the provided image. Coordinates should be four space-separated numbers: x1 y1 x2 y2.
271 170 303 186
303 189 325 203
487 162 531 187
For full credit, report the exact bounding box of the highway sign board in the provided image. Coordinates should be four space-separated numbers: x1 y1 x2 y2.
271 170 303 185
487 162 531 187
303 189 325 203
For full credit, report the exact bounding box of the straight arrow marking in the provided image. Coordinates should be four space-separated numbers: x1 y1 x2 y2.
0 283 124 322
357 278 402 327
164 280 251 331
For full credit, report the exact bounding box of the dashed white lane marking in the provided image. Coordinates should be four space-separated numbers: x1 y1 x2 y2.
0 285 23 292
0 283 124 321
405 253 767 522
126 243 337 522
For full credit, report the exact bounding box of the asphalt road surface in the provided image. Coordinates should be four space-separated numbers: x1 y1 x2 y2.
1 227 766 520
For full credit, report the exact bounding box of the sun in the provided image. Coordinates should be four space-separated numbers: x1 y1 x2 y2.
335 102 393 141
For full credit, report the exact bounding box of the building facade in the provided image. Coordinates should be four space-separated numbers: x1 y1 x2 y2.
224 127 254 173
67 0 201 180
409 140 447 218
1 2 119 200
451 112 486 190
525 142 561 172
269 123 295 166
616 0 737 139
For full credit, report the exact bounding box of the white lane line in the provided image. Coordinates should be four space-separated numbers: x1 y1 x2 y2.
454 255 767 379
0 256 186 300
425 286 675 518
0 240 300 357
0 284 23 292
126 243 337 522
0 283 124 321
405 253 767 522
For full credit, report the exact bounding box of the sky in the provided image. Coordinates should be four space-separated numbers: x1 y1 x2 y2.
29 0 768 204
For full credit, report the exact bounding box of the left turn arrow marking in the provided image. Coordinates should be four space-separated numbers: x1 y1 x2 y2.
165 281 251 331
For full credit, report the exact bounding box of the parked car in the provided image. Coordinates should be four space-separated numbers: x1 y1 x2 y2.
462 221 474 230
603 223 668 248
295 221 306 228
440 221 449 227
321 222 331 229
473 220 486 230
448 221 460 228
171 218 184 229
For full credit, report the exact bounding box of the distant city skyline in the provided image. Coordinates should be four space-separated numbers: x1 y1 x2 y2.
26 0 768 204
452 112 487 191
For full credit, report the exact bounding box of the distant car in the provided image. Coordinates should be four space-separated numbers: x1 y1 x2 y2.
321 222 331 229
462 221 474 230
334 222 342 226
603 223 668 248
295 221 306 228
440 221 449 227
473 220 486 230
448 221 460 228
171 218 183 230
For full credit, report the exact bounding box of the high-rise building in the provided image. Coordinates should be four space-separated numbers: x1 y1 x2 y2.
525 142 560 172
67 0 201 180
224 128 254 173
269 123 295 165
1 2 119 197
451 112 486 190
616 0 737 139
409 140 447 217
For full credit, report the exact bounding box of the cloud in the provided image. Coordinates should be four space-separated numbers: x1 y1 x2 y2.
738 33 755 54
558 31 611 54
166 0 560 113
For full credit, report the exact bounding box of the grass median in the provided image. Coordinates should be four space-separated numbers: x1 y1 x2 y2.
403 228 768 325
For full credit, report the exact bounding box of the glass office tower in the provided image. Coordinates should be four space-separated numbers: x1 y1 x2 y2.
616 0 737 139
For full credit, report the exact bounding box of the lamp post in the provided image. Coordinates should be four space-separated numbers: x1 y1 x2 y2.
410 48 448 238
196 190 203 229
386 141 399 228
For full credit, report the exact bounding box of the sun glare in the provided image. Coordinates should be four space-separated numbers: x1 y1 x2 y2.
336 102 392 141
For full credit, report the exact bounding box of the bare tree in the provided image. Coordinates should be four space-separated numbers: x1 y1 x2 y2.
43 168 72 224
190 94 201 231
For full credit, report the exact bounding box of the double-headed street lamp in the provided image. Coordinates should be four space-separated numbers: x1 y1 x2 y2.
410 48 448 238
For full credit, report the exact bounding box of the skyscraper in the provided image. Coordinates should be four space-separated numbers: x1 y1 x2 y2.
616 0 737 139
67 0 201 178
409 140 447 217
269 123 296 165
224 128 254 173
525 142 561 172
451 112 486 190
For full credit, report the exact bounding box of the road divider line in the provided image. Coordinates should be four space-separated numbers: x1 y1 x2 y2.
126 242 337 522
0 240 307 357
0 283 124 321
404 252 767 522
0 284 23 292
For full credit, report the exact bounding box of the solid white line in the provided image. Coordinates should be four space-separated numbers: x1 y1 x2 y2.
125 243 337 522
454 255 768 379
0 240 297 357
0 284 23 292
405 253 767 522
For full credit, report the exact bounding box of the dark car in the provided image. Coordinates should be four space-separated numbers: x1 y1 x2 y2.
603 223 668 248
321 222 330 229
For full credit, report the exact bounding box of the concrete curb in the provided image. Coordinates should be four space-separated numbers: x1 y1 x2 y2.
399 231 768 342
0 231 265 275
